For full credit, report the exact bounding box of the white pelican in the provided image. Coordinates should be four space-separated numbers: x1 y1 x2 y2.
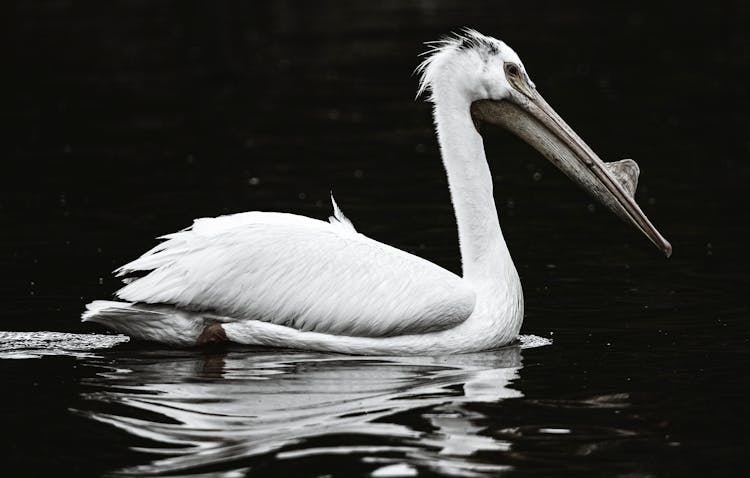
83 30 671 354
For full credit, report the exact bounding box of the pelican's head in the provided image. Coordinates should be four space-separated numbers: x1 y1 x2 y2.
417 29 531 105
418 29 671 257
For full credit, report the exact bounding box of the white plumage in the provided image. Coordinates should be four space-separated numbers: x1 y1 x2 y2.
83 29 668 354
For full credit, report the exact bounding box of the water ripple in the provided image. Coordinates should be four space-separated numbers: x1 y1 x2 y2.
0 332 551 476
73 339 551 476
0 331 129 359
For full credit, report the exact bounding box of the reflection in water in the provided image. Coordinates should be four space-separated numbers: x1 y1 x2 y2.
77 338 549 477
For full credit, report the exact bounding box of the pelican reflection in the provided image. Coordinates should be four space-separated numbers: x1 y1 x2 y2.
78 341 544 476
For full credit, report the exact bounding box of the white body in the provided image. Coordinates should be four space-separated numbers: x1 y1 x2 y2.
83 31 526 354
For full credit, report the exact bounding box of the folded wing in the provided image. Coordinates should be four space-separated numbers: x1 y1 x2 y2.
115 210 475 337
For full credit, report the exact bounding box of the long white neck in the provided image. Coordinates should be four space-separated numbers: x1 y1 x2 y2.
432 92 517 289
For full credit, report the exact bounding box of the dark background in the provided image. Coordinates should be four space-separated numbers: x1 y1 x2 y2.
1 1 749 475
4 0 748 332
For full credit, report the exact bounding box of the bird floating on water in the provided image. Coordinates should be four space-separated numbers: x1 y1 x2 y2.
83 30 671 355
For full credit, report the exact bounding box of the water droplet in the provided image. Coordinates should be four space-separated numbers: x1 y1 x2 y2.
354 169 364 179
587 203 596 213
298 192 307 200
248 177 260 186
532 171 543 181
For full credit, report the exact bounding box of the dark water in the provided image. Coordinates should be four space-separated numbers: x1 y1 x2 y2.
3 1 749 476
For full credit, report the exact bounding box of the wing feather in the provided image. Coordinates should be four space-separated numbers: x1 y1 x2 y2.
115 210 474 337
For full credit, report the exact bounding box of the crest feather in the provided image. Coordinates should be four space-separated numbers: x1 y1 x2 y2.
415 28 503 100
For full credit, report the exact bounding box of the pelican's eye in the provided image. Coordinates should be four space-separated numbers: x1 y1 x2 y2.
504 63 520 78
504 62 534 98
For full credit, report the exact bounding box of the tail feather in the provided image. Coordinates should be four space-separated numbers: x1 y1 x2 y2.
82 300 208 346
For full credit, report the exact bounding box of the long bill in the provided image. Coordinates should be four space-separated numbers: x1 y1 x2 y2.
471 93 672 257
